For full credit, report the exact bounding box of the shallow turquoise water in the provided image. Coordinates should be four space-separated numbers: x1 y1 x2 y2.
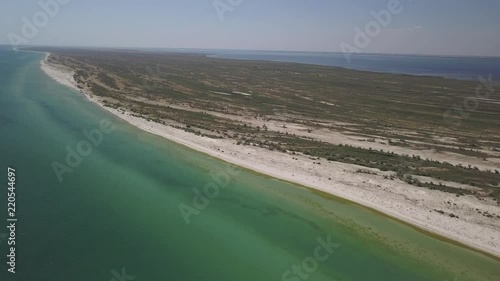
0 47 499 281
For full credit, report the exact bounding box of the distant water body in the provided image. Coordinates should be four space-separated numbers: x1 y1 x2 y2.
148 48 500 81
2 46 500 280
209 51 500 81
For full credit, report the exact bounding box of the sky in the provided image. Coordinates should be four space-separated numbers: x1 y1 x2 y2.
1 0 500 56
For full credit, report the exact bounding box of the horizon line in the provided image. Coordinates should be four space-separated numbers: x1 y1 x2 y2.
4 44 500 59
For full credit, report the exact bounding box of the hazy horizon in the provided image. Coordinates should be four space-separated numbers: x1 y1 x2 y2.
8 44 500 59
2 0 500 57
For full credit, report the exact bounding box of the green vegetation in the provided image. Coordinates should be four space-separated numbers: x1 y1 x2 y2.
26 47 500 201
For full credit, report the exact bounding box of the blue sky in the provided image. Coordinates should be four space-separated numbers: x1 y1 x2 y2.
1 0 499 56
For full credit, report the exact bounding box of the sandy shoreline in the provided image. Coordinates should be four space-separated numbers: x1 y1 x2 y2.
40 53 500 258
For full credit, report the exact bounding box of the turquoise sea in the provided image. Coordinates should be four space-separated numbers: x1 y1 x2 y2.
0 46 499 280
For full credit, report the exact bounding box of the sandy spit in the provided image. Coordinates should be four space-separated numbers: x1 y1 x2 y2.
40 53 500 258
